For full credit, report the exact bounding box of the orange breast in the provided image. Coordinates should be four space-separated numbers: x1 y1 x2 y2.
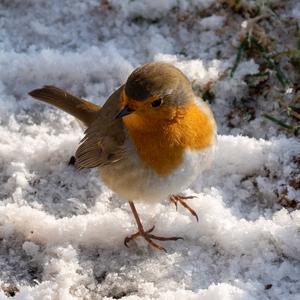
123 103 214 176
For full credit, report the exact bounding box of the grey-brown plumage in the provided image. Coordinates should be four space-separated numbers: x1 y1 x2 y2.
29 85 100 127
125 62 193 103
75 86 126 169
28 85 126 169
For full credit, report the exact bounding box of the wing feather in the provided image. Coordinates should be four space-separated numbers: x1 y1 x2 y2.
75 86 127 169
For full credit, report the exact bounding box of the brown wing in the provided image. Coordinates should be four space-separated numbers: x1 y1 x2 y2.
29 86 100 127
75 86 127 169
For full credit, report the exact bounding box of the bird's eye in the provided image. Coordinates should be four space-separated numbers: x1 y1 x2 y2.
151 98 162 107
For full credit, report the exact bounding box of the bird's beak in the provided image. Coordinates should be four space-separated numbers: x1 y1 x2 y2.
115 105 135 119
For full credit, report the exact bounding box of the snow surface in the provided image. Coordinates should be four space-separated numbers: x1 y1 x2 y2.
1 0 300 299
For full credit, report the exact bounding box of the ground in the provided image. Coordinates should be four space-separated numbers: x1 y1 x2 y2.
0 0 300 299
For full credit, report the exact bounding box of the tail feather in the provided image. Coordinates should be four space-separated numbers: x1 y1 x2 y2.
28 85 101 127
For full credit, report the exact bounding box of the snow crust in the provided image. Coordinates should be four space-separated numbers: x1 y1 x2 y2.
0 0 299 299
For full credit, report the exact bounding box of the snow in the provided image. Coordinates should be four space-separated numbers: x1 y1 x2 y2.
109 0 215 20
1 0 300 299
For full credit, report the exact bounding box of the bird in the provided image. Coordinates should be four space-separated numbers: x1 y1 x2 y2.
29 62 217 251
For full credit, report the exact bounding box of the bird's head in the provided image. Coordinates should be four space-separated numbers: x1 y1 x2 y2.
116 62 195 127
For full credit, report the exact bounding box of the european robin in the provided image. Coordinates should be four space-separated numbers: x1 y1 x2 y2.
29 62 217 251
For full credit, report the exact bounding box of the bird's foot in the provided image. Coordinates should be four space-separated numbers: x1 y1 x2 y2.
124 225 183 252
170 194 199 222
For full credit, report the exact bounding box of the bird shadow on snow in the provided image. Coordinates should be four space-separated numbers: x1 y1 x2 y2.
23 166 101 218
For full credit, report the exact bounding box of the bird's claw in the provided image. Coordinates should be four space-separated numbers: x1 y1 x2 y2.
170 194 199 222
124 225 183 252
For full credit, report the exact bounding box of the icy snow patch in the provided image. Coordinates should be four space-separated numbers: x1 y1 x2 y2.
1 0 300 298
109 0 215 20
0 134 299 299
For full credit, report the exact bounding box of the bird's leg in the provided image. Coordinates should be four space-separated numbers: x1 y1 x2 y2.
124 201 183 252
169 194 199 222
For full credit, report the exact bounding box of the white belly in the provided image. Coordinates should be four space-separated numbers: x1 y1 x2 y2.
100 144 215 203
